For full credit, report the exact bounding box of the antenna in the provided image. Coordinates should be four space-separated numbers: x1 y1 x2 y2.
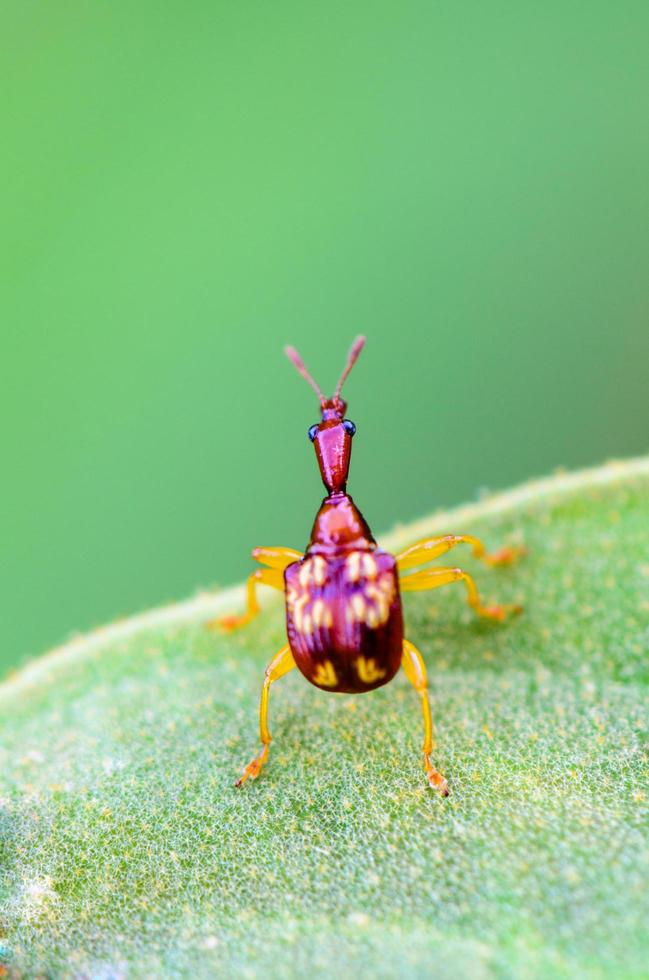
284 345 326 406
333 335 366 403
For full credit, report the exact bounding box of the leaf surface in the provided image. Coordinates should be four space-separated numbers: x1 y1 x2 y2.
1 460 648 978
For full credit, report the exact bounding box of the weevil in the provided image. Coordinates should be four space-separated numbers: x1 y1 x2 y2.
210 337 522 794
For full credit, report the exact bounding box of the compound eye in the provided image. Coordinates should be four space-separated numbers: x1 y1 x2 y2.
343 419 356 436
308 424 319 442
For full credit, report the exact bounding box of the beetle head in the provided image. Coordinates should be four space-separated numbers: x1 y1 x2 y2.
285 336 365 494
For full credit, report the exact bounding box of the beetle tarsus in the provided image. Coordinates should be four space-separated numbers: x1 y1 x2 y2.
235 745 269 787
425 758 449 796
483 545 527 566
480 602 523 622
212 613 250 633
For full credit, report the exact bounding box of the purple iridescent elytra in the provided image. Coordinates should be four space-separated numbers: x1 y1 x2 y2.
284 492 404 693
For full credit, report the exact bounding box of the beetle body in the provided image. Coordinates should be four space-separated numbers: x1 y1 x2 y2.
285 537 403 694
213 336 522 794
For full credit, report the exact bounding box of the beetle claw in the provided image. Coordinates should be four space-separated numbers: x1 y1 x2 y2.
235 762 259 788
235 746 269 787
429 775 449 797
425 758 449 796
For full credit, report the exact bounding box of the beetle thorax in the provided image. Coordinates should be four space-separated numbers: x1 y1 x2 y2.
307 492 376 557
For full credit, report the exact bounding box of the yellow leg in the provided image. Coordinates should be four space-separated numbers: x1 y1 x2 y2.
397 533 524 572
401 639 448 795
208 546 302 632
236 644 296 787
400 566 522 621
251 545 303 570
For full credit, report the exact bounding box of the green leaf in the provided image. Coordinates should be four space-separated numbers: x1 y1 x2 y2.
1 459 648 978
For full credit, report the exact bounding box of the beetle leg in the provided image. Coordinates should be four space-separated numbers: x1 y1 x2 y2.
396 534 524 572
400 565 522 621
236 644 296 787
208 546 302 632
208 568 284 632
401 639 448 795
251 545 304 570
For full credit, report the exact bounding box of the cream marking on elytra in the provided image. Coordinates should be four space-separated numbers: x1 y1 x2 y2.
311 599 324 628
313 660 338 687
290 560 335 635
351 593 366 622
293 592 310 632
365 585 390 625
366 606 379 628
355 655 387 683
362 553 378 579
345 567 394 629
312 556 327 586
346 552 361 582
314 600 331 628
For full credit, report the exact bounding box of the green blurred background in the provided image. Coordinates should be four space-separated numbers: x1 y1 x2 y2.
2 1 648 675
